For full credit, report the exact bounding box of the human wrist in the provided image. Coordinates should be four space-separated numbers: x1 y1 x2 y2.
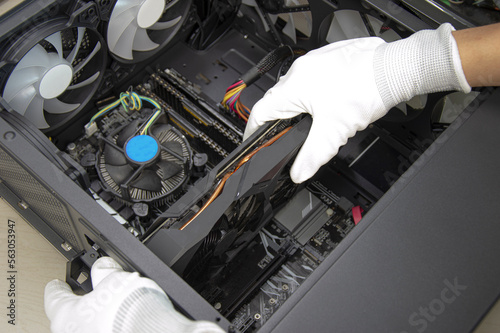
373 23 471 109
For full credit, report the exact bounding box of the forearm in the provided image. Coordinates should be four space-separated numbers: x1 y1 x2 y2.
452 23 500 87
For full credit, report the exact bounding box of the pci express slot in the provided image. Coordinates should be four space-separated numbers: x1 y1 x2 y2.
137 85 228 163
139 87 227 163
150 74 241 151
161 68 244 138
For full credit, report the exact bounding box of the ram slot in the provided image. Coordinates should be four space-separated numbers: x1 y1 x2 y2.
161 68 244 138
150 74 241 150
137 86 227 165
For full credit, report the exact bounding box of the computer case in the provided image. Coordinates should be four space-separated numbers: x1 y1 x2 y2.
0 0 499 332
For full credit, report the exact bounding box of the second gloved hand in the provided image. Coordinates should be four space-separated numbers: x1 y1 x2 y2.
45 257 224 333
244 23 470 184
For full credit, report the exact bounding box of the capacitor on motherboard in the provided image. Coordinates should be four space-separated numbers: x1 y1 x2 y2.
67 143 77 157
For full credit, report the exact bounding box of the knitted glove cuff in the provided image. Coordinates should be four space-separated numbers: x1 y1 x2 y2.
374 23 471 109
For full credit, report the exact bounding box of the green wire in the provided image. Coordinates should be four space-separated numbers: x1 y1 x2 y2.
90 92 162 125
439 0 451 6
141 109 162 135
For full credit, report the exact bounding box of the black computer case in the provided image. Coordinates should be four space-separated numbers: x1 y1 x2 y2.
1 1 499 332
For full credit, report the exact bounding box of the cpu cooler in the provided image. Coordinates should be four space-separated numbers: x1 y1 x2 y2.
0 6 107 131
97 118 192 204
99 0 192 62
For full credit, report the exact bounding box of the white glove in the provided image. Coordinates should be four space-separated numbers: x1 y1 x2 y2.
244 23 471 183
44 257 224 333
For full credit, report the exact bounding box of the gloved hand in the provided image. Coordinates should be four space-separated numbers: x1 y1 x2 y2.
244 23 471 183
44 257 224 333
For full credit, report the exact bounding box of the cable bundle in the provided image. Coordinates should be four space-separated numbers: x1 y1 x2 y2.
221 46 306 122
222 80 250 121
90 91 162 134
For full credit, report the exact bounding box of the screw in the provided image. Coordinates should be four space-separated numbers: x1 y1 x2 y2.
3 131 16 141
61 242 73 252
67 143 76 151
128 227 139 237
17 201 29 210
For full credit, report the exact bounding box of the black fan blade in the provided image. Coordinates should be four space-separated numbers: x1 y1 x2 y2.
151 124 170 141
104 144 127 166
157 160 182 180
162 140 183 156
116 120 139 147
130 169 162 192
105 164 134 185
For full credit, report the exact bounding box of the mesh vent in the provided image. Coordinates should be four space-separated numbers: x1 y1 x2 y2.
0 146 81 251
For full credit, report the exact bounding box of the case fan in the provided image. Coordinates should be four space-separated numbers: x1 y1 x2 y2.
105 0 191 62
1 23 106 130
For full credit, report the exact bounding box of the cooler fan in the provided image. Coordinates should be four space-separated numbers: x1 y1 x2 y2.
97 120 192 204
105 0 192 62
1 23 106 130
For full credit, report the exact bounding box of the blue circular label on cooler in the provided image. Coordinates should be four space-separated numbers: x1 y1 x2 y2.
125 135 159 163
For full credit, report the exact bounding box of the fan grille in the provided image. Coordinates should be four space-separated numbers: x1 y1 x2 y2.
0 146 82 251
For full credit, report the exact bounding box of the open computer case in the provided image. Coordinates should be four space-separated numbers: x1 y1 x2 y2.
1 0 500 332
